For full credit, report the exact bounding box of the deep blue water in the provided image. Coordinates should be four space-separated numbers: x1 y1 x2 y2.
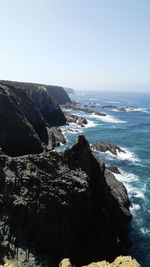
61 90 150 267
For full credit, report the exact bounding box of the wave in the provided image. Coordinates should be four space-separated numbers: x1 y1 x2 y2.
87 113 126 124
102 147 141 165
114 169 139 183
105 101 120 104
116 148 141 163
130 204 141 213
85 120 97 128
140 227 150 236
113 107 150 114
61 123 83 135
89 98 98 101
114 170 145 200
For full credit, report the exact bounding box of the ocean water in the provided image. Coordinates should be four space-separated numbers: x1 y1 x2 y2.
61 90 150 267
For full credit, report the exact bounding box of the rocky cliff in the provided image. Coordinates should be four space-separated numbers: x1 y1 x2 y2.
0 135 131 267
0 81 67 127
0 84 43 156
46 85 72 104
0 80 73 155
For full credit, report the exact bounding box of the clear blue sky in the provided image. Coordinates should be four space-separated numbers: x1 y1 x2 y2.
0 0 150 91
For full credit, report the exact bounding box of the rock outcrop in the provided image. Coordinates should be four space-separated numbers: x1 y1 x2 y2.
47 127 66 150
0 80 72 153
0 85 43 156
2 83 49 145
91 142 125 155
64 111 88 127
46 85 72 104
0 81 67 127
62 104 106 117
107 166 121 174
0 135 131 266
59 256 141 267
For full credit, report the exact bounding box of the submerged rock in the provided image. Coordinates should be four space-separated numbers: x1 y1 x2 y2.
0 135 131 266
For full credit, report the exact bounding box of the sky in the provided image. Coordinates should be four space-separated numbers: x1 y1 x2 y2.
0 0 150 91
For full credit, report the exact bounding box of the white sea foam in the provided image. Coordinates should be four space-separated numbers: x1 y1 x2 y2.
89 98 98 101
116 148 141 163
114 169 139 183
85 120 97 128
130 204 141 212
102 147 141 164
140 227 150 235
105 101 120 104
125 107 150 114
114 170 145 200
113 107 150 114
88 113 126 124
61 123 83 135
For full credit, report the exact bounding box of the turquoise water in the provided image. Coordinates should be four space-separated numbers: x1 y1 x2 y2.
61 91 150 267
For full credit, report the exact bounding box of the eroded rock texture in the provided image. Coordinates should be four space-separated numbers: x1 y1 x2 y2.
0 84 43 156
0 136 131 267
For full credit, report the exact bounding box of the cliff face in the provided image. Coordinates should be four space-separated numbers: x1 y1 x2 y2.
0 81 67 127
2 83 49 145
0 136 131 266
46 85 72 104
0 85 43 156
0 80 72 155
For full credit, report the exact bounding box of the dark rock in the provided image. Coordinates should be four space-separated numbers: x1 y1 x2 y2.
0 85 43 156
46 85 72 104
101 105 118 109
62 103 106 117
91 142 125 155
64 111 88 127
47 127 66 150
0 136 131 266
117 107 127 112
28 85 66 126
1 83 49 145
0 81 67 127
105 169 131 217
107 166 121 174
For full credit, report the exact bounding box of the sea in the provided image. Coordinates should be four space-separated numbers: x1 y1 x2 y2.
59 90 150 267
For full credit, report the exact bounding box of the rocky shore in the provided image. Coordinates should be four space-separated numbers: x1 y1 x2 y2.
0 80 138 266
0 81 71 156
0 135 131 267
